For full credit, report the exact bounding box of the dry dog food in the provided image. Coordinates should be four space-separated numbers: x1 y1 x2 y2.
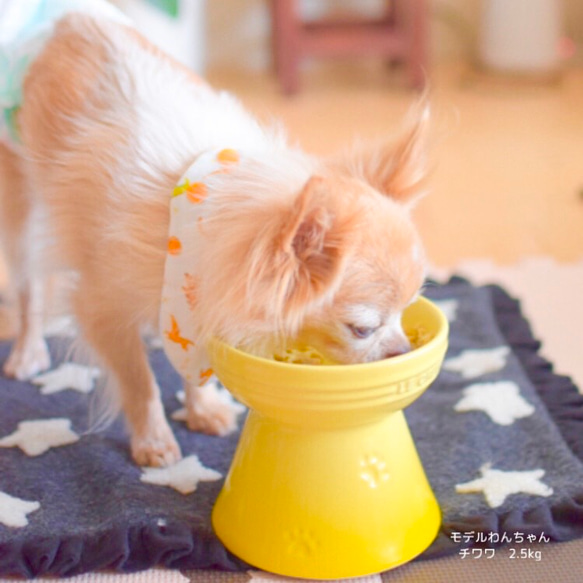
406 325 433 349
273 346 332 365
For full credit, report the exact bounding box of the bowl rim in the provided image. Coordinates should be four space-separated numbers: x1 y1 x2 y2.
208 296 449 374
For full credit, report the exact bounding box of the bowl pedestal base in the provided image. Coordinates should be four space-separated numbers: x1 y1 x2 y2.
212 408 440 579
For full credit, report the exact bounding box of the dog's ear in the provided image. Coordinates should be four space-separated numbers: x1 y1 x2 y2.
281 175 343 300
248 175 352 332
352 101 430 205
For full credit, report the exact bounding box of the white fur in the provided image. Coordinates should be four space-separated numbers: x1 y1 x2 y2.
344 304 383 330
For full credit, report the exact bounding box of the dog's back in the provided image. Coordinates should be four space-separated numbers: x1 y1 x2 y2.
5 12 283 326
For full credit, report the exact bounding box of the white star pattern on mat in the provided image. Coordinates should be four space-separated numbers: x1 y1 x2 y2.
171 382 246 423
435 299 459 322
0 491 40 528
454 381 535 425
456 464 553 508
248 571 383 583
444 346 510 379
0 418 80 456
140 455 222 495
31 363 100 395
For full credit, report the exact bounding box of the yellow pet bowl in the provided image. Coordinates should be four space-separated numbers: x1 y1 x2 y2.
208 297 448 579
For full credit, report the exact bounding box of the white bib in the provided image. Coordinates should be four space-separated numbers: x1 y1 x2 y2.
160 147 241 385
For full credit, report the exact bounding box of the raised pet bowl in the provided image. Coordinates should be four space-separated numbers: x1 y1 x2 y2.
208 297 449 579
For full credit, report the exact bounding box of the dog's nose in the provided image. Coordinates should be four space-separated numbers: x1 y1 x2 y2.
383 347 410 359
383 337 411 360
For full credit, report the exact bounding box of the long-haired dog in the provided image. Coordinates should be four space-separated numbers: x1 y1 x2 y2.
0 4 430 466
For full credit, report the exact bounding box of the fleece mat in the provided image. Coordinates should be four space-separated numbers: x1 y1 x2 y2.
0 277 582 577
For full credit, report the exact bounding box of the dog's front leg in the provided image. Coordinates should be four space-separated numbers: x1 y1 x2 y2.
73 289 181 467
183 348 240 436
122 362 182 468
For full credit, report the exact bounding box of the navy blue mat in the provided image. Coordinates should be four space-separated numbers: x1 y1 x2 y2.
0 278 582 577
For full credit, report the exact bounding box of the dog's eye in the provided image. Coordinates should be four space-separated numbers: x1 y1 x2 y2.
347 324 376 339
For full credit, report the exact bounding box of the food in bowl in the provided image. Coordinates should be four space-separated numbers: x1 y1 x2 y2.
406 325 433 349
272 324 434 365
273 345 334 365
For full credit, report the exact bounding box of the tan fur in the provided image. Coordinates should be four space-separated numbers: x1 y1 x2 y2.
0 14 430 466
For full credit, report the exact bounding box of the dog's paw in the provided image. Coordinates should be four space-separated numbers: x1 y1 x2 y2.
3 339 51 381
131 431 182 468
175 381 244 437
186 406 238 436
185 397 240 436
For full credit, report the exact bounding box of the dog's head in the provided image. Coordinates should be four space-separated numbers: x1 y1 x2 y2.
291 175 426 364
196 104 430 363
284 113 428 363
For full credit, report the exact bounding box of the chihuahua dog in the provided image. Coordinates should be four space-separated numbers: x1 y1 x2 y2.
0 6 429 467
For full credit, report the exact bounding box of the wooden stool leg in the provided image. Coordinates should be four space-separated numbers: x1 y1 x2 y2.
270 0 301 94
406 0 428 89
384 0 401 69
